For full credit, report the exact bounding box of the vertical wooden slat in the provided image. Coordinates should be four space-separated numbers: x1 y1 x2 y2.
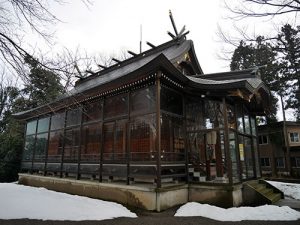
156 71 162 188
222 97 233 184
31 119 39 174
126 91 130 185
44 116 52 176
76 106 83 180
99 100 104 182
60 110 67 178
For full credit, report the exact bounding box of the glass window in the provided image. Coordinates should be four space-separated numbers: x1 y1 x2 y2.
276 157 285 168
130 115 156 161
22 135 35 161
227 105 236 129
236 106 244 133
81 123 101 162
50 112 65 130
259 135 268 145
204 100 224 129
161 114 185 161
48 130 64 162
261 158 270 167
161 87 183 115
244 115 251 135
37 117 50 133
115 120 127 160
83 101 102 123
34 133 48 161
244 136 254 178
289 132 300 143
26 120 37 135
64 128 80 162
253 138 261 178
291 157 300 168
185 97 203 131
229 132 240 183
103 122 114 160
66 108 82 127
250 117 257 136
130 86 155 116
104 93 128 119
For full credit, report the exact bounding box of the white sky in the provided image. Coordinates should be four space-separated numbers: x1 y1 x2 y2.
19 0 299 120
28 0 296 74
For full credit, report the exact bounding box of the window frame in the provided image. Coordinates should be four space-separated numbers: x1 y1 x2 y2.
289 132 300 143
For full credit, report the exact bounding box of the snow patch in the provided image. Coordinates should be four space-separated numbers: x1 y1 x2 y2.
175 202 300 221
0 183 137 221
267 181 300 200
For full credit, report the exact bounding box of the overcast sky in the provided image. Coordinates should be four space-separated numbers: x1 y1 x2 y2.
28 0 295 74
22 0 298 120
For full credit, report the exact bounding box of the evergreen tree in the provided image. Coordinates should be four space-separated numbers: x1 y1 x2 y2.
23 55 64 109
275 25 300 120
0 56 64 182
230 38 279 123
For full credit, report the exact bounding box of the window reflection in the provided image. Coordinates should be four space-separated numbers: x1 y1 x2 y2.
26 120 37 135
34 133 48 161
81 123 101 162
131 86 155 116
50 112 65 130
161 87 183 115
83 101 102 123
104 93 128 119
130 115 156 161
37 117 50 133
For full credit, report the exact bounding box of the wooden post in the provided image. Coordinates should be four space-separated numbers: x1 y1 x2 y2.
76 106 83 180
31 120 39 174
249 115 257 178
60 111 67 178
44 116 52 176
156 71 162 188
126 91 131 185
222 97 233 184
99 100 104 182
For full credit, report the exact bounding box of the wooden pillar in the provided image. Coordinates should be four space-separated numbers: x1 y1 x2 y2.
249 115 257 178
30 119 39 174
222 97 233 184
99 100 104 182
44 116 52 176
76 106 83 180
126 91 131 185
156 71 162 188
60 110 67 178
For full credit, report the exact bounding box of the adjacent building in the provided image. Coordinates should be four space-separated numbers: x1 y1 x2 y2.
258 121 300 178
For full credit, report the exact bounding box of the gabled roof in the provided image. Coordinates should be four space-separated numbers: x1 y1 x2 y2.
72 38 203 95
13 37 270 120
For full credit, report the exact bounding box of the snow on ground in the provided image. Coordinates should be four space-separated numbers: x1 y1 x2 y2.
267 181 300 200
0 183 137 221
175 202 300 221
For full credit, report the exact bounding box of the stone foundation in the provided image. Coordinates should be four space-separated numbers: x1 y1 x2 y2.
18 173 243 211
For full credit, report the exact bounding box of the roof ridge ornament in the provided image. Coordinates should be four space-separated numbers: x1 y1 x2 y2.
168 10 189 41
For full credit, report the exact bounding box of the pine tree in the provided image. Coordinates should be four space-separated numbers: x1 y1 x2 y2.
230 38 279 123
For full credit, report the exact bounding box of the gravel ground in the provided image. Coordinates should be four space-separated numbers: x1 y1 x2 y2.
0 206 299 225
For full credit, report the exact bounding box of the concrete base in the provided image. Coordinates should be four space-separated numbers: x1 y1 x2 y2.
18 173 243 211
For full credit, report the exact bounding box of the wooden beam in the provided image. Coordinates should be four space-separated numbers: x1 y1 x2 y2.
112 58 121 63
127 50 137 56
97 64 107 69
146 41 156 49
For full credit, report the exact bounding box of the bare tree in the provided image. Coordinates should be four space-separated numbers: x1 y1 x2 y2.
225 0 300 19
0 0 92 85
